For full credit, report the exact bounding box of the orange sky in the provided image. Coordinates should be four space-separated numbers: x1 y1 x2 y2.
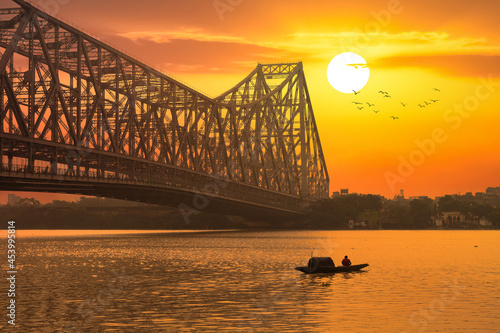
1 0 500 202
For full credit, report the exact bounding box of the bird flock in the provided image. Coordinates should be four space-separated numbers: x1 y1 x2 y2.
351 88 441 120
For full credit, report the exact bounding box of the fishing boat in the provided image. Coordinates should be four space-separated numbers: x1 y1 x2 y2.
295 257 369 274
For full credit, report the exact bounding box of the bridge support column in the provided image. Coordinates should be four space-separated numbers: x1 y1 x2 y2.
8 152 12 171
115 157 119 179
0 138 3 170
27 142 34 173
298 65 309 197
76 155 81 177
50 148 57 175
97 155 102 178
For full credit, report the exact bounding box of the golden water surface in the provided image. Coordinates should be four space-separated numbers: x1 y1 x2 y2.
1 230 499 332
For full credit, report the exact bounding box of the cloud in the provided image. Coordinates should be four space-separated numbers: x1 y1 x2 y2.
106 35 294 74
113 27 500 76
374 55 500 77
118 29 247 44
111 29 310 74
272 31 500 76
288 31 450 43
283 31 499 55
346 64 369 69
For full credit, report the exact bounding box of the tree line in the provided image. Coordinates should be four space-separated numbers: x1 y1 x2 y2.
0 197 235 230
305 194 500 229
2 194 499 230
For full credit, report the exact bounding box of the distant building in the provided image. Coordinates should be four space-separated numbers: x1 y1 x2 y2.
479 218 493 227
373 194 387 201
357 210 381 229
409 196 430 201
348 219 367 229
7 194 21 206
486 187 500 196
331 191 340 198
394 189 405 201
340 189 349 196
448 187 500 206
475 192 486 199
435 211 466 228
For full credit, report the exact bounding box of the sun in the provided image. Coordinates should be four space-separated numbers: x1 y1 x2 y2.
327 52 370 94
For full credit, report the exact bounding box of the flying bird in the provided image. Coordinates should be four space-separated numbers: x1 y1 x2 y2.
384 95 391 98
431 99 439 103
418 104 425 108
424 101 430 105
366 102 374 107
357 107 364 110
401 102 406 107
433 88 441 92
352 101 362 105
352 89 360 95
390 116 399 120
378 91 386 94
373 110 380 113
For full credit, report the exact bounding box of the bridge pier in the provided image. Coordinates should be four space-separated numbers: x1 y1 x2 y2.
0 138 3 170
8 151 12 171
76 155 81 177
115 157 119 179
50 147 57 175
97 155 102 178
27 142 33 173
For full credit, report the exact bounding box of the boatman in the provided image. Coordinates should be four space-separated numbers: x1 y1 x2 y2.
342 255 352 267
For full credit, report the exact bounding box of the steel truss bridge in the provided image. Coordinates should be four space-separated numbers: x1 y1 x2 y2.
0 0 329 220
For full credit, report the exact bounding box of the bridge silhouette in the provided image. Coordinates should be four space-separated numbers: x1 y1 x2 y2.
0 0 329 220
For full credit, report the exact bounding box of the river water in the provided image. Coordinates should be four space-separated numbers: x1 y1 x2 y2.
2 230 499 332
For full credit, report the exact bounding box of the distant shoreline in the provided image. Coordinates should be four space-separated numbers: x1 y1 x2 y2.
1 228 497 234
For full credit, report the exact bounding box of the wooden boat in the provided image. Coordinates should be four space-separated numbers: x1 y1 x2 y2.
295 257 369 274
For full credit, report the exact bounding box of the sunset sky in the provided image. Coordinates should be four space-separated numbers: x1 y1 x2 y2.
1 0 500 203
